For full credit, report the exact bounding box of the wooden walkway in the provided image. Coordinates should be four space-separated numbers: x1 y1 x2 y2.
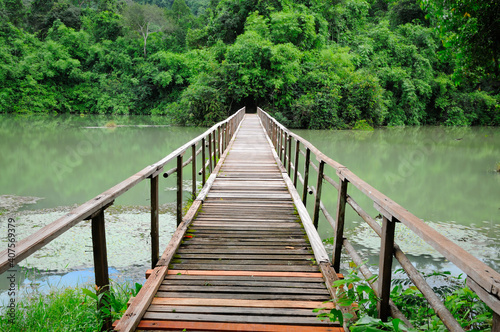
115 114 343 331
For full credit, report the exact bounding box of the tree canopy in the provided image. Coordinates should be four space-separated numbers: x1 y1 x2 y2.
0 0 498 127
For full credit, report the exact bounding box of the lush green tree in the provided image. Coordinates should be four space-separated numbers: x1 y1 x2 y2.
1 0 26 26
122 1 169 57
422 0 500 84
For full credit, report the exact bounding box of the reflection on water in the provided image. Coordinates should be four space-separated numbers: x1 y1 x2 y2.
294 127 500 272
0 114 206 208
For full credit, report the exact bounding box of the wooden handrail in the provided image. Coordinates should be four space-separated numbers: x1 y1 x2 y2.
0 107 245 276
257 107 499 330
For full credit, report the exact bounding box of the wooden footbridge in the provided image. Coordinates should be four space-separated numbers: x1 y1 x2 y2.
1 108 499 331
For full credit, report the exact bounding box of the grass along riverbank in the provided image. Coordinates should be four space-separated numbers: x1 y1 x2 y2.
0 281 141 332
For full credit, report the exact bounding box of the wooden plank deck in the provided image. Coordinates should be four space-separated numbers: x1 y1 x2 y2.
115 114 343 331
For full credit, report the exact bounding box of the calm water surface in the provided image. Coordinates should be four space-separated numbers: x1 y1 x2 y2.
0 115 498 297
294 127 500 272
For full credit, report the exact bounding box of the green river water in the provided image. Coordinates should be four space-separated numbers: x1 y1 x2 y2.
0 114 498 301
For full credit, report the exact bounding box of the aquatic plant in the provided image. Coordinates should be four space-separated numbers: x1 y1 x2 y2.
316 264 493 331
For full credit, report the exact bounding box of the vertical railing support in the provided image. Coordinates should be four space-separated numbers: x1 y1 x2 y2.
293 141 300 188
378 216 396 321
332 176 348 272
91 208 111 331
212 131 217 168
280 129 284 160
176 154 183 226
287 135 292 175
302 148 311 206
312 160 325 229
191 144 197 198
150 175 159 268
208 133 213 173
201 137 206 186
282 132 287 166
272 123 276 147
225 123 229 151
217 127 221 159
276 125 279 151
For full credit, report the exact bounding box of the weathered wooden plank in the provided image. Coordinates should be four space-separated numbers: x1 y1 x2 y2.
169 264 320 272
131 320 343 331
171 259 314 266
155 292 330 301
150 297 334 309
167 270 323 277
163 275 328 283
162 280 326 288
172 254 314 260
142 312 336 325
177 248 312 254
158 285 329 295
147 305 327 316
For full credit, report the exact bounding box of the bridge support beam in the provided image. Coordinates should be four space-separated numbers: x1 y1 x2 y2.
201 137 206 186
91 208 111 331
191 144 197 198
177 154 183 226
333 177 348 272
302 148 311 206
378 216 396 321
312 160 325 229
150 175 159 268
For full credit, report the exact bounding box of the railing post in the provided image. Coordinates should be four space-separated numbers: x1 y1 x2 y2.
191 144 197 198
378 216 396 321
150 175 159 268
274 123 279 148
201 137 206 186
224 122 228 152
208 133 213 173
91 209 111 331
212 130 217 167
293 141 300 187
217 127 221 159
283 132 288 165
271 123 275 147
176 154 183 226
332 176 348 272
302 148 311 206
279 129 283 161
287 135 292 175
312 160 325 229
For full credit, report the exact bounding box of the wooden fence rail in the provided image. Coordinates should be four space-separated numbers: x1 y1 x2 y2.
257 107 500 331
0 107 245 329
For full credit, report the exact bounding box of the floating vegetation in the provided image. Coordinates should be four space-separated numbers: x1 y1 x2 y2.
0 195 43 214
346 220 499 270
1 206 177 274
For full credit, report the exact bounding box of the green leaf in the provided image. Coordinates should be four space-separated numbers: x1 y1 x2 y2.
81 288 97 300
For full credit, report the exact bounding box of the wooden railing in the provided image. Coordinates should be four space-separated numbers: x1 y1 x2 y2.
0 107 245 328
257 107 500 331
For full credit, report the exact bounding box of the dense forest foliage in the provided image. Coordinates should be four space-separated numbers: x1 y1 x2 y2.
0 0 499 128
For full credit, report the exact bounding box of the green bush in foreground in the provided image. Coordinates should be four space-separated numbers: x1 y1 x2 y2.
316 266 493 331
0 282 141 332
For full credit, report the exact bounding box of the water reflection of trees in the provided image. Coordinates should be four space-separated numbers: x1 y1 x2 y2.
0 115 206 208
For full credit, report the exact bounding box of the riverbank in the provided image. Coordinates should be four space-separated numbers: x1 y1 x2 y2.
0 281 141 332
